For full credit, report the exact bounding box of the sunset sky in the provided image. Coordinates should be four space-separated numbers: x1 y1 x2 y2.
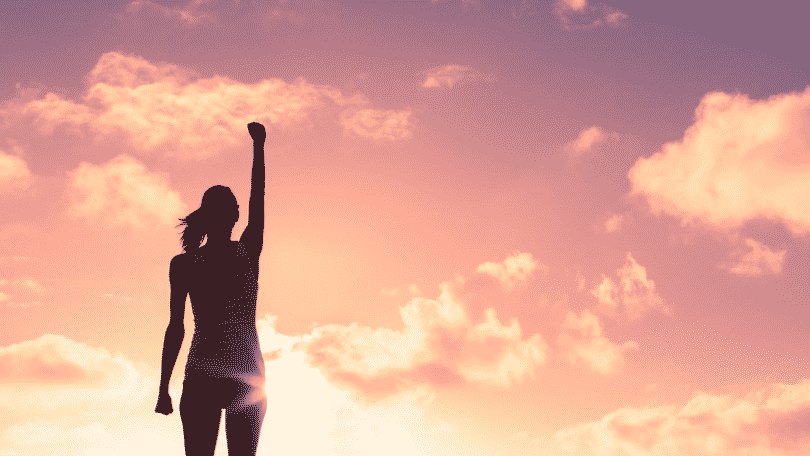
2 0 810 454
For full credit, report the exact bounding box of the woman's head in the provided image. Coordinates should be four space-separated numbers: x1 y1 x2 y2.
177 185 239 252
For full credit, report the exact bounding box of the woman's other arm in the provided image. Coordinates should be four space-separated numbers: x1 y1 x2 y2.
155 255 187 415
241 122 266 257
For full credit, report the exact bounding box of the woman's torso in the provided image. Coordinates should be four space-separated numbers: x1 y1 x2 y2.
183 240 264 381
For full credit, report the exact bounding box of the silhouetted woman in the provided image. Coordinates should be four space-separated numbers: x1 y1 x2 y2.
155 122 267 456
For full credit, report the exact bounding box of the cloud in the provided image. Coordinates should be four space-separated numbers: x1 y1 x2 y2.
0 335 115 385
554 0 629 31
556 309 638 375
589 252 671 320
8 276 45 294
123 0 217 25
537 378 810 455
628 86 810 239
295 281 549 397
563 125 618 161
477 251 548 292
1 52 415 160
0 149 31 195
0 276 47 308
339 107 415 140
0 256 32 266
1 325 504 456
718 237 787 277
66 154 188 231
603 213 624 233
421 64 496 89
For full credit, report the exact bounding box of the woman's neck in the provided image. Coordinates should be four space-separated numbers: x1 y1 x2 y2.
205 232 232 247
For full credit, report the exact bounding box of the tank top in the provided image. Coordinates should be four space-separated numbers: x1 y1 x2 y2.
183 240 264 381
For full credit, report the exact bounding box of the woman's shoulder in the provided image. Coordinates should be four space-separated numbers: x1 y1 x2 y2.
170 252 193 269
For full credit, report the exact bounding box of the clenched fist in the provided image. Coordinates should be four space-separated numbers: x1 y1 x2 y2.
248 122 266 142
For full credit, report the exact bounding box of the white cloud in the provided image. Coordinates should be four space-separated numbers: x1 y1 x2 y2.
628 86 810 239
0 149 31 195
718 237 787 277
477 251 548 292
422 64 496 89
589 253 671 320
0 324 505 456
533 378 810 455
2 52 415 160
66 154 188 231
295 281 549 395
557 309 637 375
563 125 617 160
554 0 629 31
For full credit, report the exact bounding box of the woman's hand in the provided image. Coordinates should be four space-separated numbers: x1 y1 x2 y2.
155 391 174 415
248 122 266 143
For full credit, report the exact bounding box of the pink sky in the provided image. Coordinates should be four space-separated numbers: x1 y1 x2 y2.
1 0 810 454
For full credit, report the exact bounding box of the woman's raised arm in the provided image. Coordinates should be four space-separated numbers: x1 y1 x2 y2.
241 122 266 256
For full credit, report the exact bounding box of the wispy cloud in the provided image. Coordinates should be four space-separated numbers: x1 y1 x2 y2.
718 237 787 277
477 251 548 292
66 154 188 231
557 309 638 375
603 213 624 233
0 275 47 307
554 0 629 31
123 0 217 26
422 64 496 89
0 149 31 195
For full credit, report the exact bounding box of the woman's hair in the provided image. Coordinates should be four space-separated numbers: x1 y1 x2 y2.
177 185 239 253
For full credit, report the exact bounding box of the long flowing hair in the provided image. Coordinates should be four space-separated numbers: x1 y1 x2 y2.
177 185 239 253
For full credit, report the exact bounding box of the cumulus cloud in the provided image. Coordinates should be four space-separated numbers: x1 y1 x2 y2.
589 252 671 320
1 324 505 456
557 309 638 375
0 149 31 195
1 52 415 160
0 334 169 455
554 0 629 31
718 237 787 277
563 125 618 161
421 64 496 89
537 378 810 455
628 86 810 239
477 251 548 292
66 154 188 231
295 281 549 397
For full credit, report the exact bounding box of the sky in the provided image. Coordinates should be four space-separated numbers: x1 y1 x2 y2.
1 0 810 454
